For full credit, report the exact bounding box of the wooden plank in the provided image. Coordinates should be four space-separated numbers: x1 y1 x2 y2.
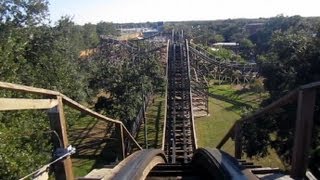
216 82 317 150
143 97 148 149
291 89 316 179
242 80 320 124
119 124 125 159
186 39 198 150
48 96 74 180
61 95 121 124
161 40 170 151
242 89 298 124
234 122 242 159
0 82 143 155
61 95 143 150
300 81 320 90
0 82 121 123
251 167 280 174
0 81 59 96
121 123 143 150
0 98 58 111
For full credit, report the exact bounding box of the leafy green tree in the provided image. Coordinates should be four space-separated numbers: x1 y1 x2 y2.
243 26 320 172
0 2 101 178
0 1 55 179
0 111 52 179
82 23 99 48
239 38 255 60
96 21 118 36
212 34 225 42
0 0 49 26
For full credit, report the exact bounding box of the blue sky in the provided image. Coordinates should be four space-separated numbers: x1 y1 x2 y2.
49 0 320 24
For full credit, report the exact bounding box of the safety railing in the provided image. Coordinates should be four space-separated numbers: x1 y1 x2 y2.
216 81 320 179
0 81 142 180
185 39 198 149
161 40 170 151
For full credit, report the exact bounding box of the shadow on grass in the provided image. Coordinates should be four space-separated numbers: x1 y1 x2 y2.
153 101 163 148
69 117 122 175
208 92 253 109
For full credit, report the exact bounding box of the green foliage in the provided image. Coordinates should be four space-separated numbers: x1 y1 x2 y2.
96 21 119 36
250 78 265 95
206 46 245 63
82 23 99 48
242 17 320 172
0 1 113 178
261 30 316 99
239 38 255 60
212 34 225 42
0 111 52 179
0 0 49 26
87 44 164 126
0 2 57 177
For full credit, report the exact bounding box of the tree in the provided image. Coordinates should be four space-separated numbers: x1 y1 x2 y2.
0 1 54 178
96 21 118 36
82 23 99 48
0 3 99 178
0 0 49 26
242 25 320 172
239 38 255 60
212 34 225 42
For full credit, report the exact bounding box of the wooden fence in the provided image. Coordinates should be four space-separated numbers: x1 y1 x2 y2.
0 81 142 180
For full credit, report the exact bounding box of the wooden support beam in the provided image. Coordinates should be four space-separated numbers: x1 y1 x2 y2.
121 123 143 150
62 95 120 124
48 96 74 180
0 81 143 157
206 87 209 115
291 89 316 179
234 122 242 159
186 39 198 150
143 96 148 149
240 89 298 124
0 98 58 111
161 40 170 152
119 123 125 160
0 81 59 96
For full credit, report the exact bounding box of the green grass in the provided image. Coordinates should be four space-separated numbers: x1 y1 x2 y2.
66 110 121 177
72 159 96 177
195 83 286 169
195 83 266 148
136 93 166 148
195 97 241 148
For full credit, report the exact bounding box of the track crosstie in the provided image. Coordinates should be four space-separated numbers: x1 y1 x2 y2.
164 32 197 164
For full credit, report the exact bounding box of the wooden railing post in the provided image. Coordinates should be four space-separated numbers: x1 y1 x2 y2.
291 89 316 179
142 93 148 149
206 86 209 115
119 123 126 159
234 122 242 159
48 96 74 180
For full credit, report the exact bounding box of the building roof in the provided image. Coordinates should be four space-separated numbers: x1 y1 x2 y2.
213 42 239 46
